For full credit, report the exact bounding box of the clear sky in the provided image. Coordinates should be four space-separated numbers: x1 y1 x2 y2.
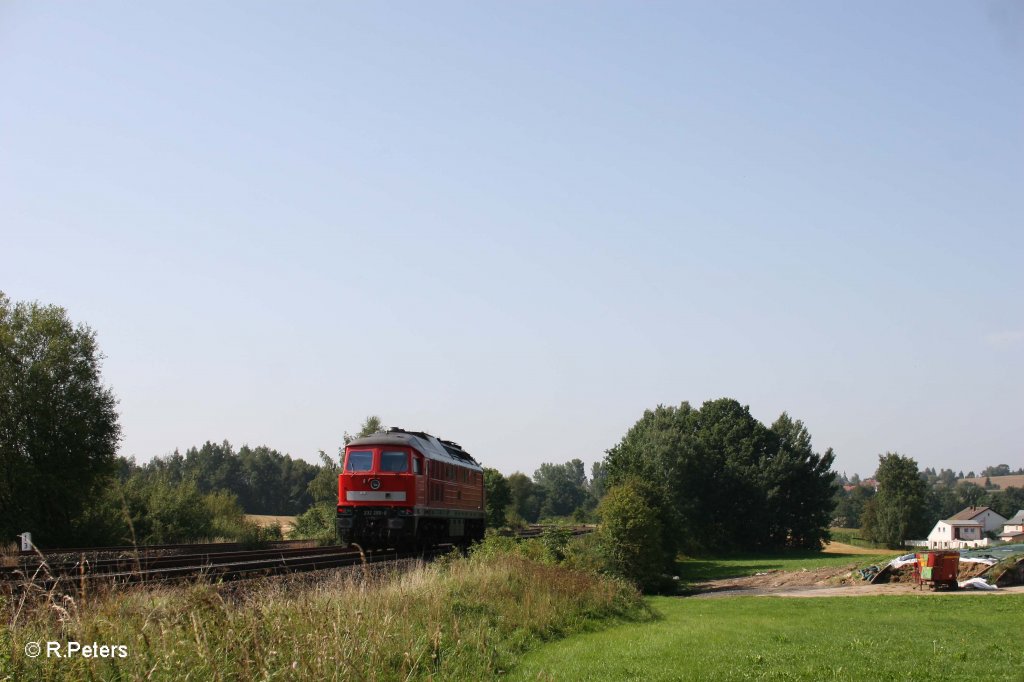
2 2 1021 479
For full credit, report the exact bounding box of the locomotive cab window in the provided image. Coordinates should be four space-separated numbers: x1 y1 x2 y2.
380 450 408 473
346 450 373 472
412 456 422 475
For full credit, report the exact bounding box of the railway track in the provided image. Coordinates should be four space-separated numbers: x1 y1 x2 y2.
10 538 313 560
1 544 446 592
2 525 593 592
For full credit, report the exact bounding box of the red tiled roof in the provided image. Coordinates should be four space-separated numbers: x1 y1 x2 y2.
949 506 993 521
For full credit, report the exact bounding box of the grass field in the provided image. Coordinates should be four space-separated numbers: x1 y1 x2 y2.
513 594 1024 681
676 549 899 584
828 527 897 551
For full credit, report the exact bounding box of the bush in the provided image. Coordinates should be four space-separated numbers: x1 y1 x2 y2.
561 531 606 575
503 510 527 529
597 479 672 593
540 525 573 562
122 475 214 544
470 530 562 565
289 503 336 542
75 477 275 546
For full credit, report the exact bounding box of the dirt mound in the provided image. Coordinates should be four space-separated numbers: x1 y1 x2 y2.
694 564 861 593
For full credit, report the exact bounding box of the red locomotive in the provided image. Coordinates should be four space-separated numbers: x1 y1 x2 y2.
336 428 485 548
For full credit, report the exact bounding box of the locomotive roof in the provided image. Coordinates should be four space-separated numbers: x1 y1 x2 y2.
346 428 483 471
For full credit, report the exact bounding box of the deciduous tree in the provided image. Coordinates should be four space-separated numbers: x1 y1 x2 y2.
483 467 511 526
604 399 837 553
862 453 930 548
0 293 121 545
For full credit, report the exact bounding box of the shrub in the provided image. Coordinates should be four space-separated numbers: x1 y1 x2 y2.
597 479 672 593
470 530 564 565
540 525 573 562
290 503 336 542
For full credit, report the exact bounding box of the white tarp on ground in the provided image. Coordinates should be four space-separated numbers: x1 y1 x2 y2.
958 577 998 590
888 553 998 570
890 554 917 569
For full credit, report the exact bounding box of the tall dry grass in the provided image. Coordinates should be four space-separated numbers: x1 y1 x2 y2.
1 551 649 681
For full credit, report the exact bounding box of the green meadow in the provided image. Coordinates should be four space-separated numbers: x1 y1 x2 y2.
513 594 1024 681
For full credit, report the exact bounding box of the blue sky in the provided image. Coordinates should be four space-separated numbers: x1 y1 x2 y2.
3 2 1021 478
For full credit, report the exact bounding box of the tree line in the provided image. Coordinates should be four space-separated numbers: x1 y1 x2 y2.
125 441 319 515
483 459 606 527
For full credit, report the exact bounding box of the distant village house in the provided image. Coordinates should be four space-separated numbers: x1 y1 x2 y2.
925 506 1007 550
999 511 1024 543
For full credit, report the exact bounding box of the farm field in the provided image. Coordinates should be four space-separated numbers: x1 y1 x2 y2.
512 594 1024 681
244 514 297 533
962 474 1024 490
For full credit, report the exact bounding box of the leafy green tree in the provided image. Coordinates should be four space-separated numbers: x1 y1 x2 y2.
604 399 836 553
990 487 1024 519
0 293 121 546
589 461 608 502
957 482 986 508
926 483 961 522
120 472 213 544
833 485 875 528
603 402 695 557
862 453 930 548
344 415 384 444
507 472 542 523
534 459 589 519
307 449 340 505
763 414 837 548
597 479 669 592
237 444 316 512
483 468 511 526
184 440 241 494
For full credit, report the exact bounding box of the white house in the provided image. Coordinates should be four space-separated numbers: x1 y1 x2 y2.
999 510 1024 543
926 519 988 549
948 506 1007 534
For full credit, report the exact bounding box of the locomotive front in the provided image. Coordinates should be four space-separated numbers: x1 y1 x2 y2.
336 428 485 548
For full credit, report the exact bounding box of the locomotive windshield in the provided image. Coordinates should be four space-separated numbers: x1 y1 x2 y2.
346 450 373 472
380 451 408 472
